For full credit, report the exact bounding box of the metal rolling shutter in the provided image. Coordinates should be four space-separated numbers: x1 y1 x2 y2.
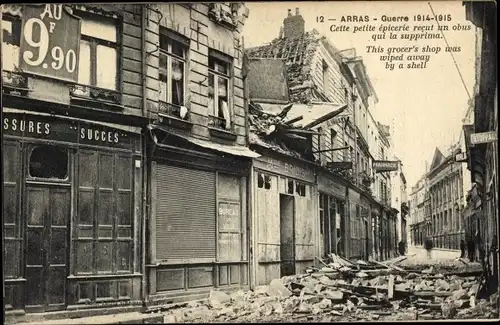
156 164 216 260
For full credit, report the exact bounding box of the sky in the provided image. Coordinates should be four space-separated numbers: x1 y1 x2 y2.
242 1 476 188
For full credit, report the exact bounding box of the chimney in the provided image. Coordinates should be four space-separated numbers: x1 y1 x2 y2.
283 8 305 39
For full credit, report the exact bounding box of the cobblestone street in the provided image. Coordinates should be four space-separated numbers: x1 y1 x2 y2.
404 246 461 265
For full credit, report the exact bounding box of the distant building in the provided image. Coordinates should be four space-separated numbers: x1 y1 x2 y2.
427 147 466 250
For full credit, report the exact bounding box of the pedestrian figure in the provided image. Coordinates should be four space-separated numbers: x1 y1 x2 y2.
468 238 475 262
424 236 433 259
460 239 466 258
398 241 405 256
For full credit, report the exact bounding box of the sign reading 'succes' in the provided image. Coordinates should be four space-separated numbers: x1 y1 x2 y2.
19 5 81 82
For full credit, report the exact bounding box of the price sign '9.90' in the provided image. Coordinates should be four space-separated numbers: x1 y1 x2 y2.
19 4 81 83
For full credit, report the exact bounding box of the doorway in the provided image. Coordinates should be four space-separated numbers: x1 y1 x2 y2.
364 220 369 260
24 144 71 312
280 194 295 277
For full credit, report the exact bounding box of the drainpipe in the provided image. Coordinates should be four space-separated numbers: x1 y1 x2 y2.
141 5 148 118
140 4 148 305
1 9 6 321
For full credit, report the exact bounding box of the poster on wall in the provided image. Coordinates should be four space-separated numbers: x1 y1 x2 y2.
19 4 81 82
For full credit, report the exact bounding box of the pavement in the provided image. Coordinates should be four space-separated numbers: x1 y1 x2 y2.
403 245 461 264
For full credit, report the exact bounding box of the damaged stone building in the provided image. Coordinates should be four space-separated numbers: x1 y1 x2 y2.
245 7 401 286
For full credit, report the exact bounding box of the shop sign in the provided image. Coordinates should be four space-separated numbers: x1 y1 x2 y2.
254 155 315 183
318 173 345 199
19 5 81 83
218 202 240 230
470 131 497 145
373 160 399 172
3 113 134 149
455 152 468 162
327 161 352 170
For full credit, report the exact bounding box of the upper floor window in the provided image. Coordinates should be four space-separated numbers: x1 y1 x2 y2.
1 13 21 72
77 12 119 91
322 60 329 94
330 129 337 160
159 30 188 106
208 50 232 129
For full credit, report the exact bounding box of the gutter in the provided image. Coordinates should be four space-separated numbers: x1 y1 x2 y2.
140 4 148 305
141 5 148 118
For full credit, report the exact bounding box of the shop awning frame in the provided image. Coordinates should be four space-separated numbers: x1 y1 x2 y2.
3 107 143 134
148 124 261 158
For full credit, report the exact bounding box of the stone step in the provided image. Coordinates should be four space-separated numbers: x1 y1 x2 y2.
10 312 164 325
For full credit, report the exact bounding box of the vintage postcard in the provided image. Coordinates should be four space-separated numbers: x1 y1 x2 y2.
1 1 498 323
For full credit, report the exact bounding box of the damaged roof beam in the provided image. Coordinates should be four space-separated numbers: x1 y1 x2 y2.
312 146 350 154
284 115 304 125
304 104 348 129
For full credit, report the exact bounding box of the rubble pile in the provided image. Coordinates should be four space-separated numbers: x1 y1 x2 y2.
161 255 498 323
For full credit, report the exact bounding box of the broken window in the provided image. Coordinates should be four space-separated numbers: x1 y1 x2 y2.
330 129 337 160
77 13 119 90
1 13 21 71
319 194 325 235
29 145 69 180
208 51 232 130
257 173 264 188
322 60 329 94
159 30 187 106
257 173 272 190
295 182 306 197
287 179 294 195
264 175 272 190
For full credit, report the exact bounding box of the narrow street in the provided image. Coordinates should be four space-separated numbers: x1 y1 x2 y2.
2 2 498 324
153 252 497 323
404 246 461 265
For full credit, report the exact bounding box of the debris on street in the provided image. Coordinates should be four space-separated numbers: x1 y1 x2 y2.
160 254 498 323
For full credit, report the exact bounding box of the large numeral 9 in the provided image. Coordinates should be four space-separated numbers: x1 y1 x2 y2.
22 18 49 66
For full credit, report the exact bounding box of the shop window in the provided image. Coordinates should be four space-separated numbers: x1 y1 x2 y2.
1 12 21 72
257 173 264 188
257 173 272 190
319 194 325 235
159 30 188 110
264 175 272 190
29 145 68 180
296 182 306 197
208 50 232 130
75 12 119 95
287 179 294 195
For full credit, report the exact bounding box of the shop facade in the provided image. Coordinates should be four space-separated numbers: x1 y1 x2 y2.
371 204 381 260
251 152 317 286
317 170 348 258
3 110 143 313
145 127 256 304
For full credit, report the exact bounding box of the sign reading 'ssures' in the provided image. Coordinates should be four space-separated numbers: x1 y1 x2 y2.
19 4 81 82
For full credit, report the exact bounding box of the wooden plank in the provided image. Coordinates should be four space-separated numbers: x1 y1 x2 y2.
388 275 394 299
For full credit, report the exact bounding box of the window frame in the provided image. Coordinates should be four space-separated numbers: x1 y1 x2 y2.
1 13 22 71
26 144 71 183
208 50 233 129
159 30 188 107
75 11 121 93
